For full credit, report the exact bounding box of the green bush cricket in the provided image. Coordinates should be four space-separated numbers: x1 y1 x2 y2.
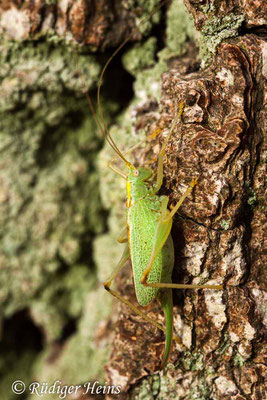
101 109 223 368
86 2 223 370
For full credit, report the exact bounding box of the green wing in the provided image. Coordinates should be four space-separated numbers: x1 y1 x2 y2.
128 197 174 307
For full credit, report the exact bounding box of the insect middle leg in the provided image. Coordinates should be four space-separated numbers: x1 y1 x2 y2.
140 182 223 290
104 242 182 345
117 226 128 243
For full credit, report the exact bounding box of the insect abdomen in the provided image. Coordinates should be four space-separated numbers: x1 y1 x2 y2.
127 198 174 307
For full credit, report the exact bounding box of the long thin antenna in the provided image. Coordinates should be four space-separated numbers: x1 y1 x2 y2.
95 0 168 165
80 69 132 166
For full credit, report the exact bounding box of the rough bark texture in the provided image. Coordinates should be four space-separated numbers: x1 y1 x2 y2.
105 34 267 399
0 0 162 48
0 1 266 400
102 2 267 399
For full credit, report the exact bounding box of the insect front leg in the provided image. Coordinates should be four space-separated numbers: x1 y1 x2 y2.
153 102 185 194
108 140 148 179
108 157 127 179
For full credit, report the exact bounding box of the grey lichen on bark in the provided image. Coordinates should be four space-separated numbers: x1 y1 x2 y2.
0 1 266 399
0 0 172 397
0 39 115 393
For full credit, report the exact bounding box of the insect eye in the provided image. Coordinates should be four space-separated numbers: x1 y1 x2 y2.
133 169 139 177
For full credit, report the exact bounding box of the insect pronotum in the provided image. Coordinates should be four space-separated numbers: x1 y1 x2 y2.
86 1 223 369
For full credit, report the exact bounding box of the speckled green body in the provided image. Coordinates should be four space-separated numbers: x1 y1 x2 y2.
126 168 174 307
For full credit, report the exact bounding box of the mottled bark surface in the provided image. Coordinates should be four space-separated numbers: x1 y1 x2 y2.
105 33 266 398
0 1 266 400
0 0 161 48
184 0 265 30
103 2 267 400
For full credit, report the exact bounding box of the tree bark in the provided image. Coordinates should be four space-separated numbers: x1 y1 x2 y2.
0 1 265 400
102 2 267 400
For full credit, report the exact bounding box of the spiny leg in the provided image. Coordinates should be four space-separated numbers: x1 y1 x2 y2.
153 102 184 193
108 139 148 179
142 282 223 290
140 196 173 285
117 226 128 243
108 110 184 180
168 178 198 219
141 180 197 282
108 159 127 179
104 243 182 345
141 183 222 290
147 127 163 140
143 128 163 166
104 244 130 286
105 286 183 346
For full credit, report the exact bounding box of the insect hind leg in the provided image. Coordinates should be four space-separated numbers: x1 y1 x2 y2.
104 242 182 346
105 286 183 346
140 185 223 290
104 244 167 335
141 179 198 284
